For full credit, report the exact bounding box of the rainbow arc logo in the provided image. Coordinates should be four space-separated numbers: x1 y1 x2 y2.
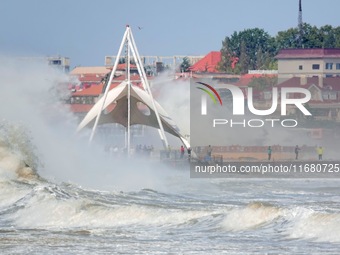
196 82 222 115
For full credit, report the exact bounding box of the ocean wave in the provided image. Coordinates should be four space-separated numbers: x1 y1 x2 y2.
8 190 214 230
283 206 340 243
220 201 340 243
0 121 40 183
221 202 282 231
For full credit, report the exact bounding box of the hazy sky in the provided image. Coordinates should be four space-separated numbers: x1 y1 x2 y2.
1 0 339 68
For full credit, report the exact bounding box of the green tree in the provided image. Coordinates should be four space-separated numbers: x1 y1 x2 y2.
180 57 191 72
217 37 236 73
320 25 336 48
218 28 275 73
275 23 340 50
302 23 323 48
275 27 300 49
256 46 265 69
334 26 340 47
237 40 250 74
218 24 340 74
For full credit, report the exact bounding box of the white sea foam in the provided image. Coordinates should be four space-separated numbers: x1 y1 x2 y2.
1 57 340 254
221 202 340 243
10 191 213 229
0 141 35 181
221 202 282 231
283 207 340 243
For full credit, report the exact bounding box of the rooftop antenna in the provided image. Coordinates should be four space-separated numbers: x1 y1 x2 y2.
298 0 303 47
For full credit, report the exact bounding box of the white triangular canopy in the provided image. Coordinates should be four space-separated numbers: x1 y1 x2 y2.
76 25 192 154
77 82 190 148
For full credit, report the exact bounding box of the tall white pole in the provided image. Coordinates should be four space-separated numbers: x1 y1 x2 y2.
128 30 169 149
88 25 169 150
89 27 129 143
127 28 131 157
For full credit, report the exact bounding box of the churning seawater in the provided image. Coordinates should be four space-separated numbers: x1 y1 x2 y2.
1 135 340 254
1 58 340 254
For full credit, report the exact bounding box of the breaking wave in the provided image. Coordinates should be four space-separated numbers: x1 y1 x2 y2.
221 202 281 231
283 206 340 243
0 121 340 252
0 121 40 182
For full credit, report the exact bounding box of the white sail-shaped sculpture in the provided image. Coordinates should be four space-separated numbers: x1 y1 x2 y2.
76 25 191 154
76 81 190 148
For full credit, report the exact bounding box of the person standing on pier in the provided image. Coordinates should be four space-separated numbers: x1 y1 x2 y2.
316 146 324 160
187 147 192 161
267 146 272 161
295 145 300 160
180 145 185 159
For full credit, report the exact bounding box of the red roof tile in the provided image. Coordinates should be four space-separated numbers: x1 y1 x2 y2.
277 77 311 88
116 63 137 70
277 76 340 91
275 48 340 59
77 74 106 82
321 77 340 90
72 85 103 96
233 74 277 87
189 51 221 73
72 80 147 96
112 74 145 81
70 66 112 75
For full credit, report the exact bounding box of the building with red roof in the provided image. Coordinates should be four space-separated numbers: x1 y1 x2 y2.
233 72 277 87
272 76 340 122
189 51 221 73
276 48 340 59
67 68 151 118
188 51 239 74
277 76 340 102
275 48 340 80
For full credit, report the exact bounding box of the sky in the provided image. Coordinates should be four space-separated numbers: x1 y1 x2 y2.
1 0 339 68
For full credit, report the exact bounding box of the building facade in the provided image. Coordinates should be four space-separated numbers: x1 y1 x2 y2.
276 48 340 81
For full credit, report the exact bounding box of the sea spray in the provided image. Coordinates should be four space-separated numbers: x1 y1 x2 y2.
0 121 40 171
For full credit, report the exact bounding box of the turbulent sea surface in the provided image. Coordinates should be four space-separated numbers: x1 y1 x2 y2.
0 59 340 254
1 137 340 254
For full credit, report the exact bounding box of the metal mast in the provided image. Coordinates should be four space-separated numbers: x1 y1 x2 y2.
298 0 303 47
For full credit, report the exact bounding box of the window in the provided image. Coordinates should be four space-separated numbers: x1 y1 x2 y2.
312 64 320 70
50 60 61 65
325 63 333 70
85 97 94 104
299 65 303 70
323 93 337 100
336 63 340 70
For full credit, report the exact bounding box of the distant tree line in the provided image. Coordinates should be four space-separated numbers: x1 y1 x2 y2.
217 23 340 74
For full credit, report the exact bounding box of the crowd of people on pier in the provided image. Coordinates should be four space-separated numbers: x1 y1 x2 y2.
105 143 327 162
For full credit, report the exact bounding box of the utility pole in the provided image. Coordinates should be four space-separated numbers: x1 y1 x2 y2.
298 0 303 48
